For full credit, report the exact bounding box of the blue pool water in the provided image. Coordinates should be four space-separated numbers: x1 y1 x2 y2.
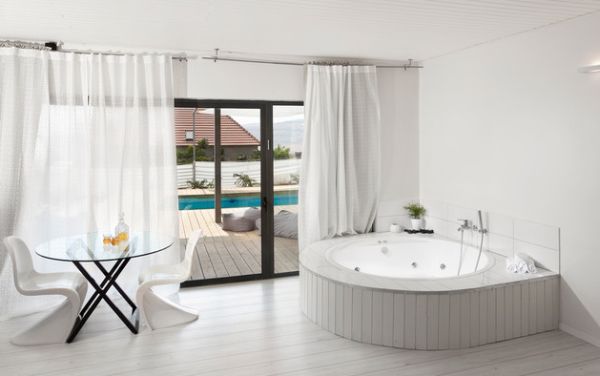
179 193 298 210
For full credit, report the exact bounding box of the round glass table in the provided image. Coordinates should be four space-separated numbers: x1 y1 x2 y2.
35 232 174 343
36 232 173 262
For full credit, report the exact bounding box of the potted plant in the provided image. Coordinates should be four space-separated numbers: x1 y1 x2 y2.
403 202 426 230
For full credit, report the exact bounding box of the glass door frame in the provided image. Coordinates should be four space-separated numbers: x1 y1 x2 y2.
175 98 303 287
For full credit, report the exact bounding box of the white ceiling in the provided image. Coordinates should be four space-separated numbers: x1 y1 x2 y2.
1 0 600 61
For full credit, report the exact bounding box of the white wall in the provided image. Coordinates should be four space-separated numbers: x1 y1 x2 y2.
186 59 305 101
183 60 420 224
375 69 420 231
420 12 600 345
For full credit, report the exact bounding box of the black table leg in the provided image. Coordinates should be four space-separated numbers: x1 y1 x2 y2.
67 259 139 343
94 261 137 313
78 259 124 318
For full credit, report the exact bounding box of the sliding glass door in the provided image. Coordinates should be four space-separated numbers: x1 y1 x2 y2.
175 99 302 286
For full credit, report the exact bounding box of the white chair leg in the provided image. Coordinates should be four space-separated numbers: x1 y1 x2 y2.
11 299 78 346
141 289 198 330
75 282 88 311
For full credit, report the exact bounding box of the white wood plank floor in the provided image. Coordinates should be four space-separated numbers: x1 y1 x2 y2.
1 276 599 376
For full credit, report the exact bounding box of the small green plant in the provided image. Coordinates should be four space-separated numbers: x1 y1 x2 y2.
187 179 214 189
273 144 291 160
249 149 261 161
187 180 202 189
195 138 211 161
233 173 258 187
177 139 214 164
197 138 208 149
177 146 194 165
403 202 426 219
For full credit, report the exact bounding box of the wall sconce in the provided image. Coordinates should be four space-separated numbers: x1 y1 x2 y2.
578 64 600 73
185 130 194 141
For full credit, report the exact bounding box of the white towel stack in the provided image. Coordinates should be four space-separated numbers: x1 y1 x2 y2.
506 252 537 274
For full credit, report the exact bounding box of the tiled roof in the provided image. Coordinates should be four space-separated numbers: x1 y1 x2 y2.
175 108 260 146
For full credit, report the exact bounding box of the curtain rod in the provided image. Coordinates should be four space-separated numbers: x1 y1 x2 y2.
202 50 423 70
0 39 196 61
0 39 52 50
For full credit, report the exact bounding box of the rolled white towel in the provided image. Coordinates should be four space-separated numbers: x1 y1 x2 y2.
514 252 537 274
505 258 518 273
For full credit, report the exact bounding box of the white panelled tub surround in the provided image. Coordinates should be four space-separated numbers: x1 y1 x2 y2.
299 232 559 350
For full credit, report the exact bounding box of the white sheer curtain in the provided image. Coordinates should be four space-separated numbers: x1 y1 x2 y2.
299 65 381 250
0 48 49 318
0 48 179 319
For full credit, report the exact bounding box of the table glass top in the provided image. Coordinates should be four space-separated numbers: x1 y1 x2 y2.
35 232 174 262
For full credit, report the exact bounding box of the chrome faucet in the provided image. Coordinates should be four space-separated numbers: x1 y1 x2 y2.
456 219 469 276
456 211 489 276
457 219 471 232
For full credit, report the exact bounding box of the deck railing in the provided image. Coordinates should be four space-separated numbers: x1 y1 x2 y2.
176 159 301 188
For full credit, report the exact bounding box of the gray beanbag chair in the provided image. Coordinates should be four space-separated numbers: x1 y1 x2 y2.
221 207 262 232
243 207 261 223
221 213 255 232
255 210 298 239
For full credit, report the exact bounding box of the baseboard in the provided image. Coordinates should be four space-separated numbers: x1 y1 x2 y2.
560 323 600 347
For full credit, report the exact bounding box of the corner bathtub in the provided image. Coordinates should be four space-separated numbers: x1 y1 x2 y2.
299 232 559 350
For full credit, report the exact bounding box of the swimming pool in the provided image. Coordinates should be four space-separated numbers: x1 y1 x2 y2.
178 192 298 210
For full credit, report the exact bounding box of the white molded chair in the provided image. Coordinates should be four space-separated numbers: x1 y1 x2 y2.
3 236 88 345
136 230 202 330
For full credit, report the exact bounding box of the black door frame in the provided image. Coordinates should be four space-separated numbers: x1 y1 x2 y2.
175 98 303 287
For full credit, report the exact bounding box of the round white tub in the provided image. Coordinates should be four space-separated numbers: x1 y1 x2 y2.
326 235 491 279
299 232 559 350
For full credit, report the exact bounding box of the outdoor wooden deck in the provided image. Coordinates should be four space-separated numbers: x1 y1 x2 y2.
178 206 299 281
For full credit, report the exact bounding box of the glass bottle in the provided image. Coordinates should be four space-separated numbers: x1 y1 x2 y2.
115 212 129 250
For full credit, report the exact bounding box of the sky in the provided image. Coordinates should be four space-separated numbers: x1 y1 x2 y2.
221 109 305 154
244 118 305 153
196 107 305 153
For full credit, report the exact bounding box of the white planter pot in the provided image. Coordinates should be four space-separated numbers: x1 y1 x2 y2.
410 218 423 230
389 223 402 233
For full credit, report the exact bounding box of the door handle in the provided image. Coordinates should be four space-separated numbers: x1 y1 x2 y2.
262 196 268 209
